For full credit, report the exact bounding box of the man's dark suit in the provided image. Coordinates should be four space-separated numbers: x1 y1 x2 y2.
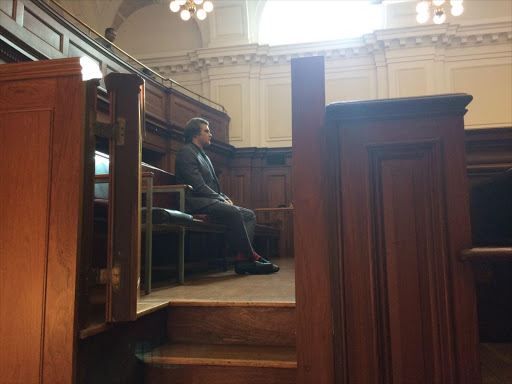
175 143 256 258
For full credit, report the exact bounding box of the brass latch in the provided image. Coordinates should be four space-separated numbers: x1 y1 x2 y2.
94 266 121 291
91 113 126 146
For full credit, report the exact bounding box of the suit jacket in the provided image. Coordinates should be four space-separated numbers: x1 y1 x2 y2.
175 143 229 212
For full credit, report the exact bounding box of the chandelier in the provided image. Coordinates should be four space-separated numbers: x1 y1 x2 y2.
416 0 464 25
170 0 213 21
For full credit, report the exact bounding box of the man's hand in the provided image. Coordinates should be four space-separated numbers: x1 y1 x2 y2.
224 199 233 205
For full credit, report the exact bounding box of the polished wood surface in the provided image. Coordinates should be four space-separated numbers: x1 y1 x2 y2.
0 106 52 384
291 56 336 384
324 93 480 383
104 73 144 322
168 305 295 347
0 58 89 384
146 364 296 384
144 343 296 368
230 148 292 209
255 208 294 258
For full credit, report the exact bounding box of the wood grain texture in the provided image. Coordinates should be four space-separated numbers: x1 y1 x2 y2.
145 364 296 384
369 142 453 383
42 71 85 384
105 73 144 322
0 57 86 384
326 94 481 383
291 56 337 384
143 343 296 368
255 208 294 258
0 109 52 384
168 305 296 347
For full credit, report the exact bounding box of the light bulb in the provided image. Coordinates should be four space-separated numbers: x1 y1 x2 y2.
170 1 180 12
181 9 191 20
194 0 203 4
433 13 446 24
433 0 445 6
197 8 206 19
416 2 429 14
416 12 429 24
203 1 213 12
451 4 463 16
176 0 187 5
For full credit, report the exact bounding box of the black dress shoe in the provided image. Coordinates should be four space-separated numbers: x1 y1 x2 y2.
235 260 279 274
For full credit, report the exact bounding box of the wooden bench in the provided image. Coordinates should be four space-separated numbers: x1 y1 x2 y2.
95 153 280 294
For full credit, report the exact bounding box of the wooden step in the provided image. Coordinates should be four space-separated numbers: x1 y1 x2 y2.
143 343 296 384
167 304 296 347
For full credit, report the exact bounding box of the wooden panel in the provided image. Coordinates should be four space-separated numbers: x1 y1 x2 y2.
145 87 166 121
0 0 14 17
327 94 480 383
369 143 451 383
169 93 200 127
146 365 296 384
0 57 89 384
263 172 289 208
0 78 55 108
255 208 294 259
43 73 85 384
230 170 251 207
168 306 296 347
0 109 52 384
23 6 62 51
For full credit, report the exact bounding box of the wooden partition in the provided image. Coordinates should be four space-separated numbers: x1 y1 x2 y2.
255 208 294 258
0 58 145 383
292 56 481 383
0 58 93 384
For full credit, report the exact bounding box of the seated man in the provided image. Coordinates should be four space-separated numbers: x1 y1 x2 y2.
175 118 279 274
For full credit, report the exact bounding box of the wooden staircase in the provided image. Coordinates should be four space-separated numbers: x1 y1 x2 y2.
142 303 297 384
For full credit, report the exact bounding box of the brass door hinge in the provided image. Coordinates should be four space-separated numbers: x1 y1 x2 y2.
91 112 126 145
93 266 121 291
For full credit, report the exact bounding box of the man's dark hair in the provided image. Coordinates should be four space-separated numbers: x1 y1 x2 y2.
184 118 209 143
105 27 116 35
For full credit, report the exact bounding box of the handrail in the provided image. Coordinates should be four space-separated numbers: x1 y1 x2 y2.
48 0 226 113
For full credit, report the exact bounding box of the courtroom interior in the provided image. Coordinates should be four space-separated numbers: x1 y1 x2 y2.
1 0 511 383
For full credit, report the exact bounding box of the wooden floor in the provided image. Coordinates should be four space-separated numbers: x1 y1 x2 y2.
138 258 295 315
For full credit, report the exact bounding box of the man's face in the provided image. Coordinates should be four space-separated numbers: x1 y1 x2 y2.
196 123 212 148
106 29 117 42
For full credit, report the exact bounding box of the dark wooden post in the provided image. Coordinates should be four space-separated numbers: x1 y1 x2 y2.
292 56 338 384
104 73 144 322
